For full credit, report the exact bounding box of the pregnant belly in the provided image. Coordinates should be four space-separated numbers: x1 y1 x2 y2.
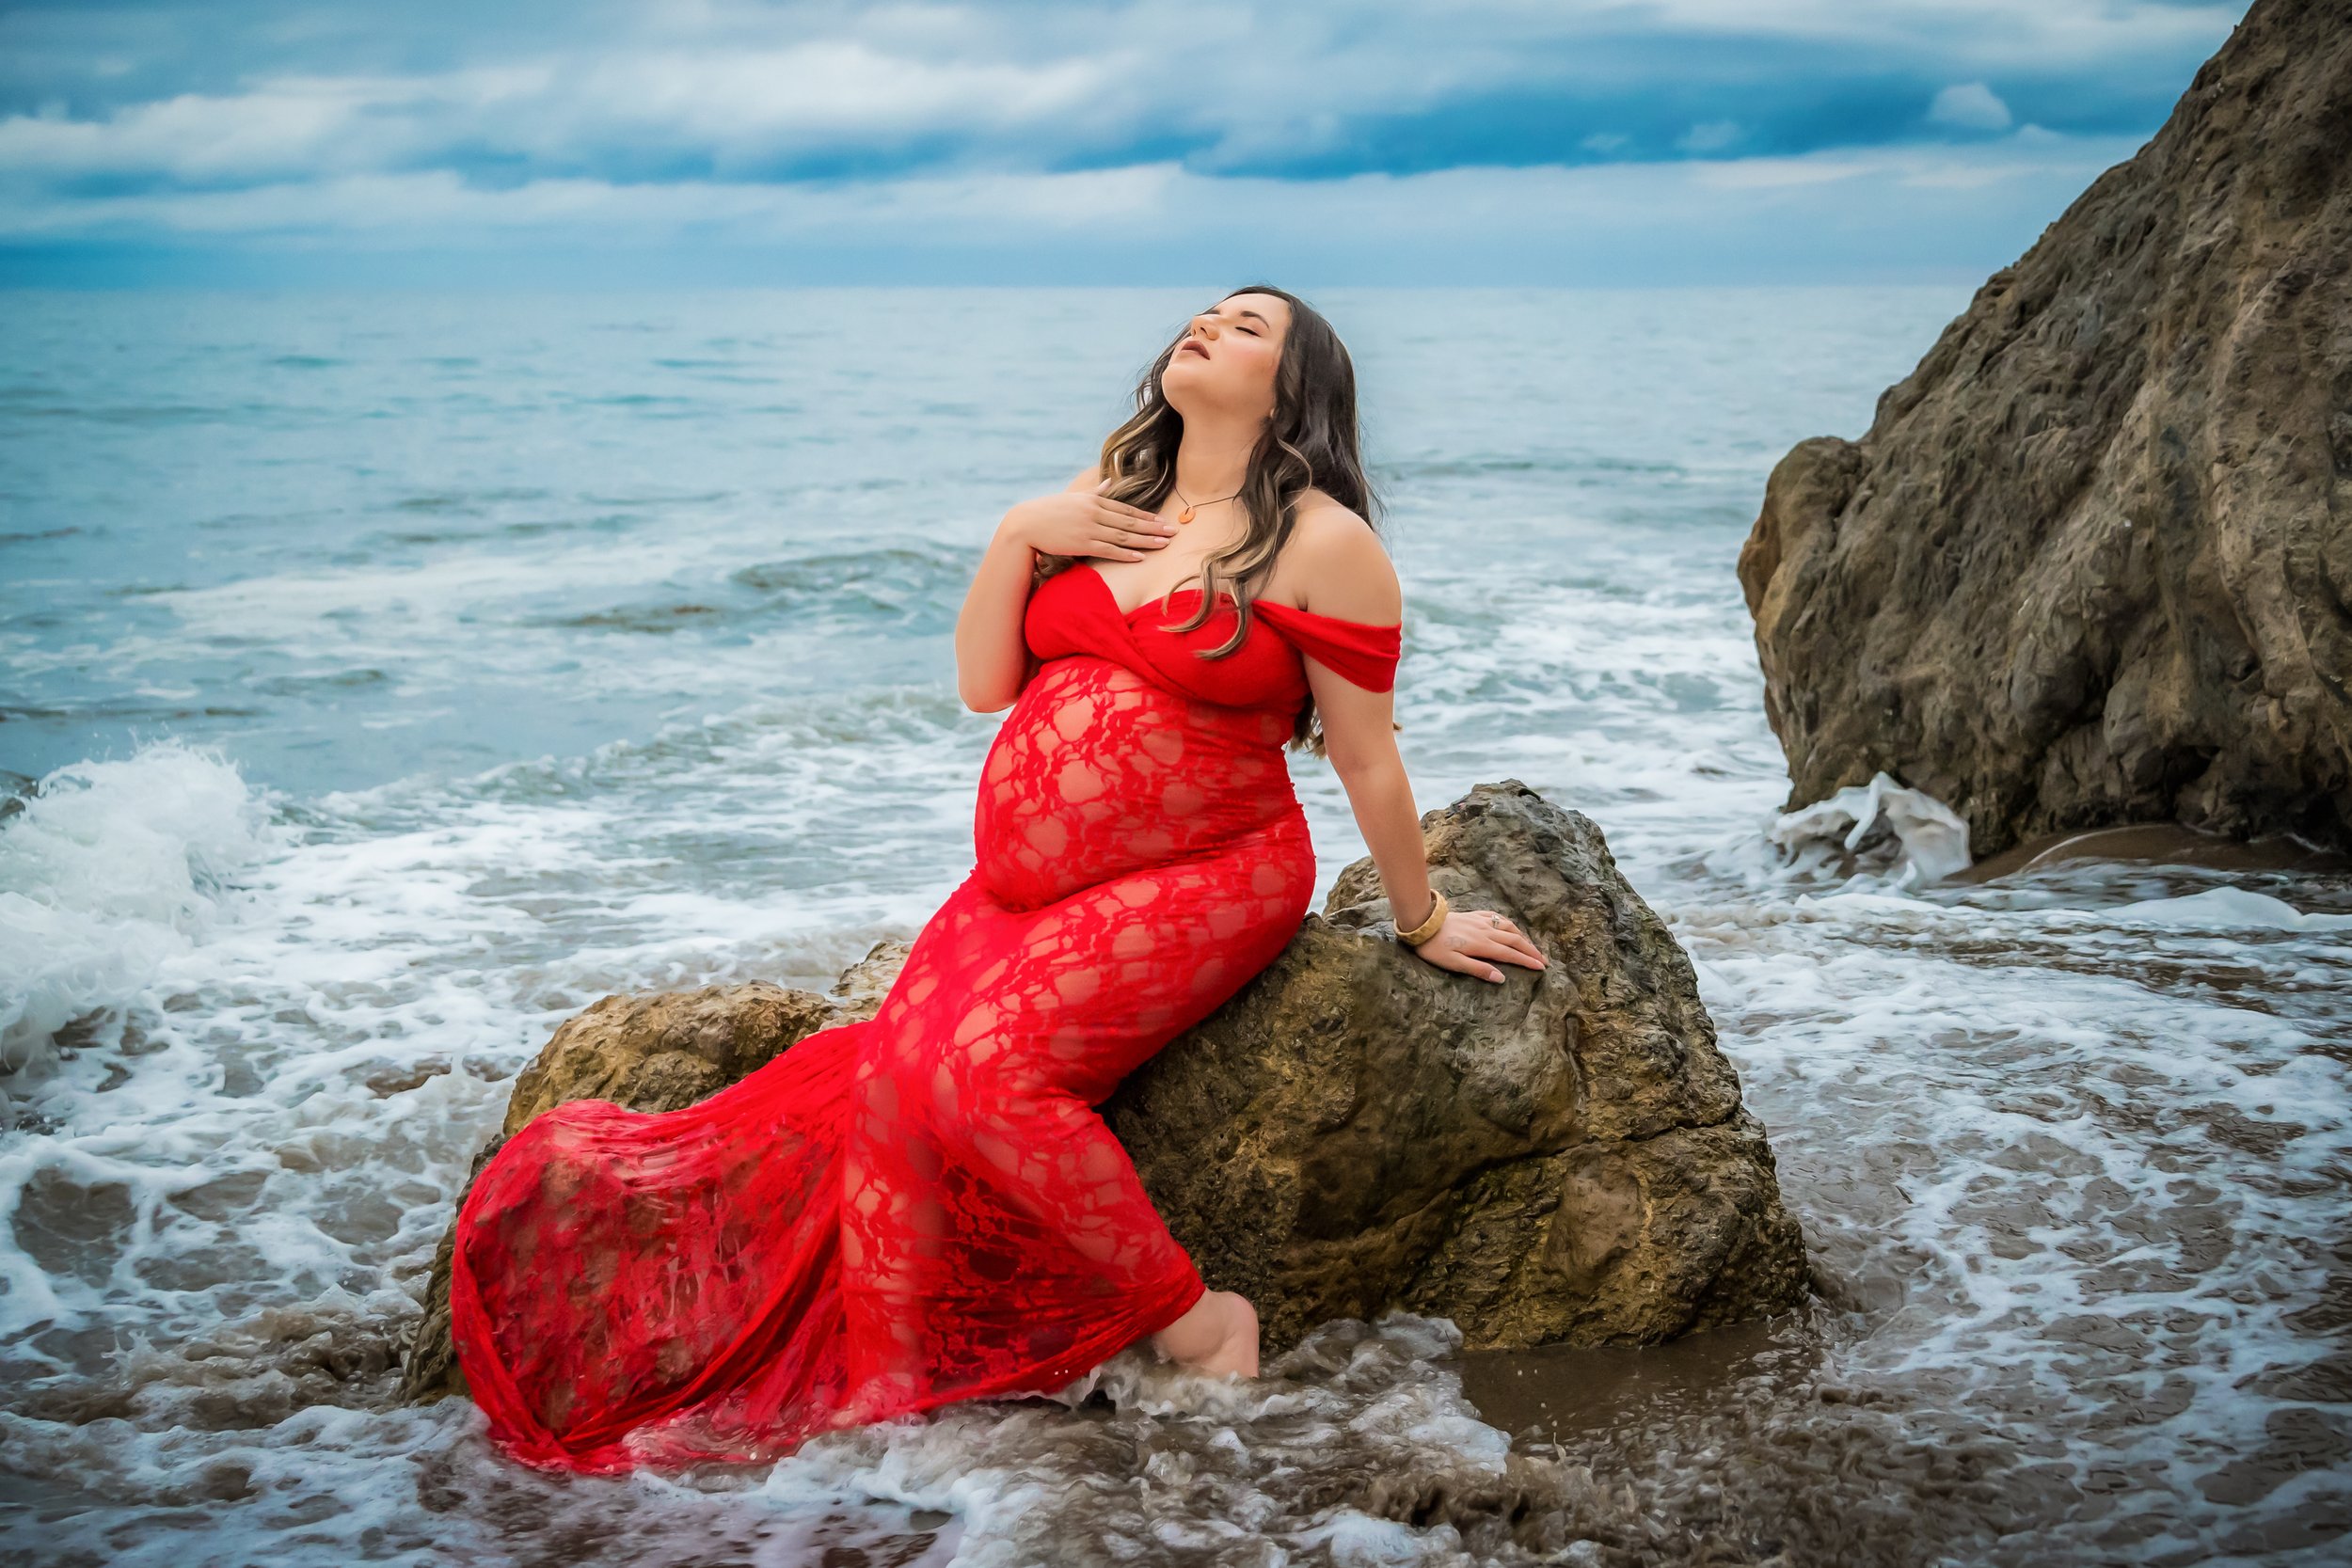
977 657 1305 909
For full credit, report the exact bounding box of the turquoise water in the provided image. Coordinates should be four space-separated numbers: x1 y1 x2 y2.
4 287 2347 1566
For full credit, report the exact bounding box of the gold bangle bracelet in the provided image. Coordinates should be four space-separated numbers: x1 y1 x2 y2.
1395 889 1449 946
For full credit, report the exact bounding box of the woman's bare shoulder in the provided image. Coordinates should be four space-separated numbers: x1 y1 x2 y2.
1291 489 1379 546
1065 465 1103 491
1282 491 1398 623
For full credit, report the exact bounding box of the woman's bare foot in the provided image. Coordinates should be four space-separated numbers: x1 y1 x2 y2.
1150 1289 1259 1378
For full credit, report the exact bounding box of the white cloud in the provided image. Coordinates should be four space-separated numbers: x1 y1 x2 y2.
0 44 1124 186
0 132 2141 276
0 84 384 182
0 162 1185 242
0 1 2241 194
1621 0 2240 64
0 0 2237 280
1928 81 2013 132
1676 119 1742 153
547 42 1115 153
1692 156 1874 191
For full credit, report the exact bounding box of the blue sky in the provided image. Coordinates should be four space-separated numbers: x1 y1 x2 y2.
0 0 2251 286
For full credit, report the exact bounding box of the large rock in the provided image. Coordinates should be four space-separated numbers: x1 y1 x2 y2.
1105 782 1804 1352
402 782 1806 1401
1739 0 2352 857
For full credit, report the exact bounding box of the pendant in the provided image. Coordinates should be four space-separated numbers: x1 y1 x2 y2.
1177 507 1195 524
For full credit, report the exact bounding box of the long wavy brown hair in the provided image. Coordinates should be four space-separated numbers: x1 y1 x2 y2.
1034 283 1384 755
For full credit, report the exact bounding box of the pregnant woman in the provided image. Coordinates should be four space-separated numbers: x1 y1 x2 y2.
448 285 1549 1473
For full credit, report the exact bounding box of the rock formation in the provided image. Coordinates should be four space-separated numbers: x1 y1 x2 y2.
1104 782 1806 1352
403 782 1808 1402
1739 0 2352 857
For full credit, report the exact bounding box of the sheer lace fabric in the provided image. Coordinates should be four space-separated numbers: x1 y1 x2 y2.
450 561 1402 1472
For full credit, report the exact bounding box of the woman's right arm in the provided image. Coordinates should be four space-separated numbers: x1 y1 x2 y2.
954 468 1173 712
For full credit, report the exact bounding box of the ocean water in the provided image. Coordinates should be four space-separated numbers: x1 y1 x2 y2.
3 286 2348 1567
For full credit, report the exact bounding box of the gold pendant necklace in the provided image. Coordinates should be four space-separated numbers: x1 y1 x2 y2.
1170 483 1241 525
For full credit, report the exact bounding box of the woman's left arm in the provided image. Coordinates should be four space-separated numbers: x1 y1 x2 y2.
1294 512 1548 985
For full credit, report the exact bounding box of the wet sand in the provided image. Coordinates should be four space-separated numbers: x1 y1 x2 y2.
1958 823 2351 882
1452 1317 1804 1445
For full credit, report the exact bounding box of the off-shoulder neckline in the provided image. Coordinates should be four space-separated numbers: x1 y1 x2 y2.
1073 562 1400 632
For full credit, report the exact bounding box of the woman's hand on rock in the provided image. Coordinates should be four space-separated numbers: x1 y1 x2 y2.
1410 906 1548 983
1003 481 1175 562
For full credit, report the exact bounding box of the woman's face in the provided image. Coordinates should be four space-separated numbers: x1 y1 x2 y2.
1160 292 1290 424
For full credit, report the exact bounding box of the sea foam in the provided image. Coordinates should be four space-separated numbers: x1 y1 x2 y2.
0 741 279 1077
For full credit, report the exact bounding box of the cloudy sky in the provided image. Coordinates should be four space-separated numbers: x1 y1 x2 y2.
0 0 2251 286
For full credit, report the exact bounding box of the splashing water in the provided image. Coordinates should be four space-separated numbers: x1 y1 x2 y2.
4 287 2348 1566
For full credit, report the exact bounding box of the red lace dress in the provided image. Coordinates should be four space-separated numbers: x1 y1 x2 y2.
448 562 1403 1472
